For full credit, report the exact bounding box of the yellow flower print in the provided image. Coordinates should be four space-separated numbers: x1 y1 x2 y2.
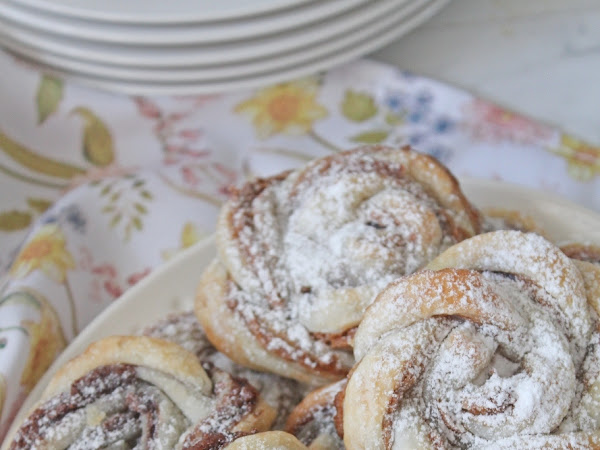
19 293 66 392
549 134 600 181
235 79 328 139
161 222 207 261
11 224 75 283
181 222 203 248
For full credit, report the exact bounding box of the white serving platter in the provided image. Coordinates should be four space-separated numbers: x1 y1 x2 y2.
8 0 314 24
0 0 449 95
0 0 437 83
3 177 600 447
0 0 411 67
0 0 367 45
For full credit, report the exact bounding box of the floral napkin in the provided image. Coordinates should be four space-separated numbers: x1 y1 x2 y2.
0 48 598 439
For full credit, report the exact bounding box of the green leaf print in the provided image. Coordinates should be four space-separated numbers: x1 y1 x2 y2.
350 130 389 144
71 107 115 167
385 112 404 126
96 176 153 242
36 75 63 125
0 210 32 231
0 130 85 179
341 90 378 122
26 198 53 214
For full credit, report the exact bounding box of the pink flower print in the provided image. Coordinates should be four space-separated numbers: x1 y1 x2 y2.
174 94 221 107
134 97 161 119
91 263 121 300
103 279 123 298
178 129 203 141
182 166 199 186
463 99 553 146
212 162 238 182
91 264 152 301
92 264 117 279
127 268 151 286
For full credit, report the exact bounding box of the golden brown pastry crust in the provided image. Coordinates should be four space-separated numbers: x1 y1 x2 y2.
5 335 276 450
562 242 600 265
197 259 342 385
285 380 345 450
344 231 600 449
43 335 212 399
224 431 308 449
196 145 482 386
481 207 545 235
143 311 303 430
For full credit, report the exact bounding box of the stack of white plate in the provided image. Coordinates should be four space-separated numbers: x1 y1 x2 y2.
0 0 450 95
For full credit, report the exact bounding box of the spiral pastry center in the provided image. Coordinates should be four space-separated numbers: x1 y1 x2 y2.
200 146 482 384
399 272 576 448
343 231 598 449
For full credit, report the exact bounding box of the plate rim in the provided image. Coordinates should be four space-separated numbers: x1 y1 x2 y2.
7 0 315 25
0 0 367 45
460 176 600 227
1 0 450 95
0 0 412 66
0 0 435 82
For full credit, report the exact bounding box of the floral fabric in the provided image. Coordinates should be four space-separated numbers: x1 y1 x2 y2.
0 48 599 439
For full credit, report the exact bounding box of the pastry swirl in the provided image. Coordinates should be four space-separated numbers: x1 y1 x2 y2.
224 431 308 449
144 311 303 430
6 336 276 450
562 243 600 265
343 231 599 449
285 380 345 450
196 145 481 385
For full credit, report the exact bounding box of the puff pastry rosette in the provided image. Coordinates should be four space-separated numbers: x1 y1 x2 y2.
196 145 481 385
5 336 277 449
285 380 345 449
562 243 600 265
342 231 600 449
144 311 303 429
223 431 308 449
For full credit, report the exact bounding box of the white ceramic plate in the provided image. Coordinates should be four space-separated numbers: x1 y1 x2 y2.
3 177 600 446
0 0 449 95
8 0 313 24
0 0 366 45
0 0 438 83
0 0 411 66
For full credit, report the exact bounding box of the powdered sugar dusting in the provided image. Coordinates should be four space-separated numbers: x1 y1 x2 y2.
346 231 600 449
295 405 343 450
419 273 576 448
216 147 480 378
9 365 192 449
288 380 345 449
143 311 303 429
